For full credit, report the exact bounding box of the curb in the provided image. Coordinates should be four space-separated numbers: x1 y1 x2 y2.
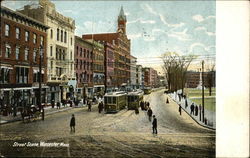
168 95 215 130
0 107 73 125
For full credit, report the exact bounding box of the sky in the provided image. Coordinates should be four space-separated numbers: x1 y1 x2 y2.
2 0 215 73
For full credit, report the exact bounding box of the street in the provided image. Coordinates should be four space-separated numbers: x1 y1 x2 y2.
0 89 215 157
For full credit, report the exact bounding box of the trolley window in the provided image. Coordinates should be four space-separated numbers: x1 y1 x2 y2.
113 97 116 104
108 97 112 104
104 97 108 104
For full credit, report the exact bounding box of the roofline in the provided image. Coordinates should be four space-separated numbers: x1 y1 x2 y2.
1 6 49 30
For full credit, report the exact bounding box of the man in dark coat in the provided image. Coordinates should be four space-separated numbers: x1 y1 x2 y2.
195 105 199 116
98 101 103 113
147 107 153 121
57 101 60 109
179 104 182 115
70 114 75 132
152 115 157 134
190 103 194 115
88 100 92 111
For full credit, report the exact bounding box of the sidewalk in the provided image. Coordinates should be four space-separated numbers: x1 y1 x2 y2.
0 104 87 125
168 92 216 130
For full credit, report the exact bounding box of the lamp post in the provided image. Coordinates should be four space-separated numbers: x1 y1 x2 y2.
39 45 44 120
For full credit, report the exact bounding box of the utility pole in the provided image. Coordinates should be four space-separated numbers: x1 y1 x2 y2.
39 45 44 120
202 60 205 122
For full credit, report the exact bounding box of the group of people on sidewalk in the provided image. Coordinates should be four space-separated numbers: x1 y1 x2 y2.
140 101 158 135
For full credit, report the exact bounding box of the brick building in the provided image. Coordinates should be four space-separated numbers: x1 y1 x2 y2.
74 36 93 99
143 67 158 88
0 6 48 109
82 6 131 89
104 42 115 92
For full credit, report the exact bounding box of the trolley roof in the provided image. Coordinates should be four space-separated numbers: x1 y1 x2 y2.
104 91 127 97
127 90 144 96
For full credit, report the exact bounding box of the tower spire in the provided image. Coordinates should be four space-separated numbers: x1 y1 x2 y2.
118 6 126 21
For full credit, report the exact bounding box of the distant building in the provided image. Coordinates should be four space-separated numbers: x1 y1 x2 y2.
0 6 49 107
136 65 143 89
18 0 76 103
143 67 158 88
130 56 137 89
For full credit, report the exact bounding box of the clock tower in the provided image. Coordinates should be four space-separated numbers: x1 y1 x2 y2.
117 6 127 34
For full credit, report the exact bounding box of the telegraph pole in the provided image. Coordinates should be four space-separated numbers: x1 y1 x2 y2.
202 60 205 122
39 45 44 120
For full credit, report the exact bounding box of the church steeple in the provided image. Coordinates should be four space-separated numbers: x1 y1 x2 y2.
117 6 127 34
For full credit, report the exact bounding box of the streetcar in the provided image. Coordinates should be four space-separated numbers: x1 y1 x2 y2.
143 87 152 94
127 90 144 110
104 91 127 113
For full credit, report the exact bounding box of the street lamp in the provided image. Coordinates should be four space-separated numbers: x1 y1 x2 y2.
39 45 44 120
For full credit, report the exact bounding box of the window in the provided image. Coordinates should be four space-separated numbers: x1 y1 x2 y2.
24 48 29 60
33 33 37 44
0 68 10 84
57 28 59 41
25 31 29 42
76 46 78 55
5 44 11 58
40 36 44 46
33 48 37 62
70 51 72 60
50 46 53 56
15 46 20 60
61 30 63 42
5 24 10 36
16 27 20 39
16 67 29 84
64 31 67 43
80 48 82 57
50 29 53 39
51 61 53 69
70 37 72 45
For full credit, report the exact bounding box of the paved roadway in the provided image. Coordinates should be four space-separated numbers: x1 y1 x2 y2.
0 89 215 157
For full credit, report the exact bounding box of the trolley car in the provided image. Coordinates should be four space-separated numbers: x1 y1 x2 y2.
143 87 152 94
127 90 144 110
104 91 127 113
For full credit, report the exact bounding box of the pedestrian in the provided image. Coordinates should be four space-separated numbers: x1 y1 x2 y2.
70 114 75 132
147 107 153 121
190 103 194 115
166 98 169 104
98 101 103 113
57 101 60 109
152 115 157 134
195 105 198 116
185 99 188 109
179 104 182 115
88 100 92 111
51 100 55 108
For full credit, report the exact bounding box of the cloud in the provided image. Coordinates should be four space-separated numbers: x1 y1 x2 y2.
127 18 155 24
142 4 158 16
192 14 216 23
195 26 215 36
189 42 215 54
168 28 192 41
144 36 155 42
192 15 205 23
141 4 185 28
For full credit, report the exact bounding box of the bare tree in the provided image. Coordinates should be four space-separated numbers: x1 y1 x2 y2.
162 52 196 93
